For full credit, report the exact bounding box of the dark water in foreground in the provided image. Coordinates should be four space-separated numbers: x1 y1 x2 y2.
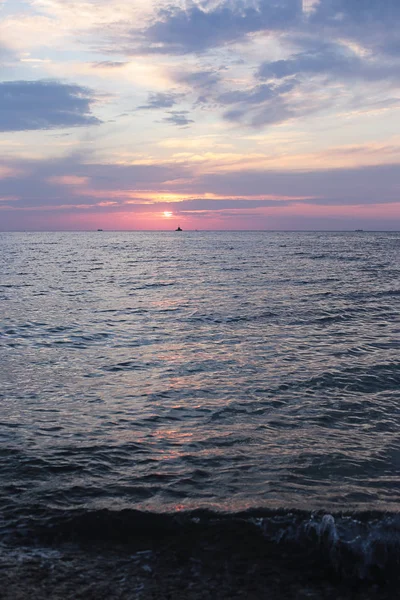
1 231 399 587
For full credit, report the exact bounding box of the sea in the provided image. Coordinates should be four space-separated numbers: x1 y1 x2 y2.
1 230 400 596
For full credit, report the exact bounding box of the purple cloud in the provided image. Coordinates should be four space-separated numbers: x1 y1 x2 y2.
136 0 302 54
0 80 101 131
258 38 400 82
137 91 185 110
161 110 194 127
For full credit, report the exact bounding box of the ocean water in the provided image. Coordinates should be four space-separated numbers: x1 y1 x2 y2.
1 230 400 585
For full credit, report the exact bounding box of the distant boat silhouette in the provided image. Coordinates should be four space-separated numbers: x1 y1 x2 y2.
175 226 182 231
355 229 364 232
97 228 103 231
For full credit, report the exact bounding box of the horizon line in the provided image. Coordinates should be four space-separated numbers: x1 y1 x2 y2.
1 229 399 233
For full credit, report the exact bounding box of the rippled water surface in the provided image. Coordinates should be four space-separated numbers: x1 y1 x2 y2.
1 231 399 520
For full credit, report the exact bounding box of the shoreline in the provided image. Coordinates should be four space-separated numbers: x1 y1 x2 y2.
1 511 398 599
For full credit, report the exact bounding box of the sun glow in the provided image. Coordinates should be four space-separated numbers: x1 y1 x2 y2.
163 211 173 218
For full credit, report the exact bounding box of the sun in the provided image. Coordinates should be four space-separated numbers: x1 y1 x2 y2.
163 211 173 218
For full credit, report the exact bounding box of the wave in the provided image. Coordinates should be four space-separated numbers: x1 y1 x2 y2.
187 310 277 324
3 507 400 583
299 363 400 393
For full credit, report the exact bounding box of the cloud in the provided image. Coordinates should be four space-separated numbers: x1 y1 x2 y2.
218 83 276 105
91 61 129 68
257 38 400 82
162 110 194 127
137 91 185 110
46 175 89 186
308 0 400 64
1 151 400 231
223 98 294 127
248 34 400 127
0 165 22 179
138 0 302 54
168 197 290 211
0 43 15 65
0 153 191 210
216 80 297 126
381 39 400 57
196 163 400 204
0 80 101 131
175 69 221 89
312 0 400 28
173 68 222 108
258 40 358 79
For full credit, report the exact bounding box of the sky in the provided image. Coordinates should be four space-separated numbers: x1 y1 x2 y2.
0 0 400 230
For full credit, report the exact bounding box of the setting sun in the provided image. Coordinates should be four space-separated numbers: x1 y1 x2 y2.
163 211 173 218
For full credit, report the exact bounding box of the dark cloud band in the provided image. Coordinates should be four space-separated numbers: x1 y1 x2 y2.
0 80 101 131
